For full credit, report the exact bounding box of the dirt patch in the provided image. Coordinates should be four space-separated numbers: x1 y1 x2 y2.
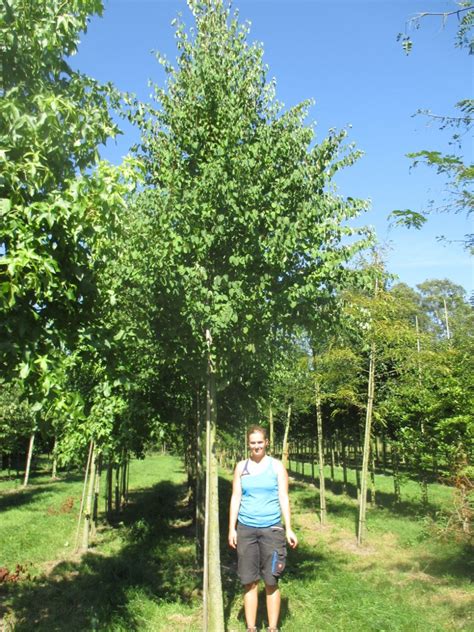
166 611 201 630
46 496 75 516
0 564 31 584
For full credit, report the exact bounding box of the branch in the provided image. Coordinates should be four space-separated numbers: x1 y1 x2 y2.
408 7 473 24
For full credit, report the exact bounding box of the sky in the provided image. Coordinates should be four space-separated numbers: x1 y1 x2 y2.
71 0 473 294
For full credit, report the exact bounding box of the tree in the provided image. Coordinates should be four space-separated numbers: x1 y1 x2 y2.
132 0 371 625
0 0 126 386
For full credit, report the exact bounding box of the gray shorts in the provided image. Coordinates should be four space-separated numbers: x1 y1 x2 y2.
236 521 287 586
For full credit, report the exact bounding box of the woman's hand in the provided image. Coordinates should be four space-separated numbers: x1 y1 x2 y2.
286 528 298 549
228 527 238 549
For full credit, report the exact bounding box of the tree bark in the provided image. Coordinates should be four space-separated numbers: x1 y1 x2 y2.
315 381 327 525
202 329 224 632
341 437 348 494
415 315 429 507
23 432 35 487
75 441 94 551
91 453 101 539
195 387 204 562
358 339 376 546
51 435 58 479
106 461 113 515
269 403 274 454
281 401 292 470
82 445 97 550
392 444 401 504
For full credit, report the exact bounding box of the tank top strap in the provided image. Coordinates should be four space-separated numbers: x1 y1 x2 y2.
241 459 250 476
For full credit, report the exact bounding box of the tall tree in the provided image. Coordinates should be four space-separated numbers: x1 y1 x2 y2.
133 0 370 625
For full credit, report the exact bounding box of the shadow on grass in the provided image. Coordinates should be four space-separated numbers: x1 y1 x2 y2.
289 468 443 521
0 478 199 631
0 473 85 513
396 543 474 583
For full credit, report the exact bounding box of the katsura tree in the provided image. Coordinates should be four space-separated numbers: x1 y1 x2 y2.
133 0 370 626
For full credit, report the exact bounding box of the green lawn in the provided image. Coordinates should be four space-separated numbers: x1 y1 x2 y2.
0 454 472 631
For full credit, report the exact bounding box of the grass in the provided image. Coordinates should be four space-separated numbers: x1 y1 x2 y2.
0 454 472 631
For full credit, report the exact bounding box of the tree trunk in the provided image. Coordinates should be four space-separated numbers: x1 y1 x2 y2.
91 454 101 539
392 444 401 504
202 329 224 632
281 402 292 470
315 381 327 526
415 315 429 507
358 340 376 546
369 440 376 507
269 403 274 454
82 445 97 550
195 387 204 562
382 434 387 474
75 441 94 551
329 434 335 482
341 438 348 494
115 463 121 512
106 461 113 515
51 435 58 479
23 432 35 487
120 453 128 507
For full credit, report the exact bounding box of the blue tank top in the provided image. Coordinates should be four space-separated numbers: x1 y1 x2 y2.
238 456 281 528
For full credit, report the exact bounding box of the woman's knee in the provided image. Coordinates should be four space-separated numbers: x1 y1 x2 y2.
264 583 279 595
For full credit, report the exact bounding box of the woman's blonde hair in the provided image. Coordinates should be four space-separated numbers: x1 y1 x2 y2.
246 425 268 440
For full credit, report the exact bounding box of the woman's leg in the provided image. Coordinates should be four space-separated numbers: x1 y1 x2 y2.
265 583 281 630
243 581 259 629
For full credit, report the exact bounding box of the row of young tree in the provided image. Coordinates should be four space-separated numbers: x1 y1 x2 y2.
1 1 472 629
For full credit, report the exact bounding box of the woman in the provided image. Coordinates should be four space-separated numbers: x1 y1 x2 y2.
228 425 298 632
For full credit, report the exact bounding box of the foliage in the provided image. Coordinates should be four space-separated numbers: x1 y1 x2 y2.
0 0 127 381
394 2 473 249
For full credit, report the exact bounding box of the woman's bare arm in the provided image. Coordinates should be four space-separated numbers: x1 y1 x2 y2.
228 461 243 548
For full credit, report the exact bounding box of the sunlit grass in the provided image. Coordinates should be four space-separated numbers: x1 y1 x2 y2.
1 454 472 631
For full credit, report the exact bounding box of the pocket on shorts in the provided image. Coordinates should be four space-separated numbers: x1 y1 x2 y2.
270 526 287 577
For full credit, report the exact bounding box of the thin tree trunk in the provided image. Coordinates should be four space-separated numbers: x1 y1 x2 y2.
115 463 121 512
443 298 451 340
358 338 376 546
369 440 376 507
120 453 128 507
341 438 348 494
269 403 274 454
23 432 35 487
202 328 224 632
392 444 401 504
51 435 58 479
282 402 292 470
315 380 327 526
415 315 429 506
91 454 101 539
75 441 94 552
329 434 335 482
82 445 97 550
196 387 204 562
106 461 113 515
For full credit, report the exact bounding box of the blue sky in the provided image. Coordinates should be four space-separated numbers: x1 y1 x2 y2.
71 0 473 294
